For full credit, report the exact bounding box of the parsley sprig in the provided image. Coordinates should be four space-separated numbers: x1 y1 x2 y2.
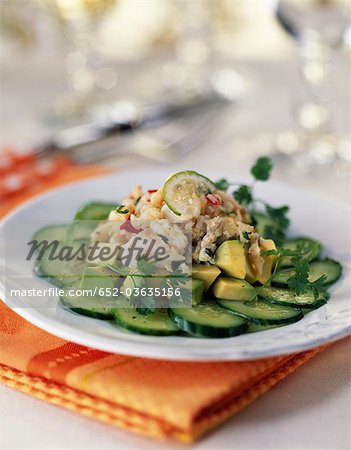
214 156 290 245
252 247 327 301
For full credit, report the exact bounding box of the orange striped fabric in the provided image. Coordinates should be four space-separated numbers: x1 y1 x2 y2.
0 163 325 442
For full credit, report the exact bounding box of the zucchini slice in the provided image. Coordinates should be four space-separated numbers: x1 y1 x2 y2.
169 301 248 338
273 258 342 287
280 237 321 267
60 284 117 319
113 308 180 336
259 286 328 309
74 202 116 220
217 298 303 325
33 224 69 243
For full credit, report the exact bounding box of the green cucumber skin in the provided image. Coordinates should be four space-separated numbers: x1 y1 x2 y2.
113 309 180 336
259 287 329 310
74 202 115 220
34 260 65 288
60 298 114 320
168 309 248 338
216 299 303 326
33 225 69 244
247 322 284 333
280 237 321 267
273 258 342 288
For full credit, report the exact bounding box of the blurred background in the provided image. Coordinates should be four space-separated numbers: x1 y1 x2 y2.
0 0 350 200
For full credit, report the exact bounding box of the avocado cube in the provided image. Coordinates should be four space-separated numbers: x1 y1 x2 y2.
192 264 221 291
192 279 205 305
257 239 276 284
213 277 256 301
214 240 246 279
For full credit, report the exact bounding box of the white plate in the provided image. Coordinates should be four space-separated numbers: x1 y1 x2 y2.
0 170 350 361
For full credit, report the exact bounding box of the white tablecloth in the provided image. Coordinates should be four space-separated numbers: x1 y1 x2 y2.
0 53 350 449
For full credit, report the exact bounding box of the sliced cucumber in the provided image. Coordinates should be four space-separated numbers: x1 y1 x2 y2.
163 170 215 216
247 322 284 333
33 224 69 243
259 286 328 309
60 283 117 319
273 258 342 287
66 220 96 242
34 242 87 287
217 298 302 325
113 308 180 336
74 202 115 220
280 237 321 267
169 301 248 338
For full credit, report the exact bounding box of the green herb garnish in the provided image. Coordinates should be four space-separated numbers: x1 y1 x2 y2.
115 204 129 214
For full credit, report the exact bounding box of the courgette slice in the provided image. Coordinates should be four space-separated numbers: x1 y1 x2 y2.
74 202 115 220
273 258 342 287
33 224 69 243
258 286 328 309
280 237 321 267
169 301 248 338
60 283 118 319
113 308 180 336
217 298 303 325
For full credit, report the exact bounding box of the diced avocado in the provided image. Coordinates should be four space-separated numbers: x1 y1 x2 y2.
213 277 256 301
214 240 246 279
79 267 117 291
192 264 221 291
257 239 276 284
192 278 205 305
245 255 257 284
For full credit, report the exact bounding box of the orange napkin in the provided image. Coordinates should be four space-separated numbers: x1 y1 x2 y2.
0 162 324 443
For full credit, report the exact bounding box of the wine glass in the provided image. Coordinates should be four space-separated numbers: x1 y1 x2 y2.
273 0 351 170
42 0 118 122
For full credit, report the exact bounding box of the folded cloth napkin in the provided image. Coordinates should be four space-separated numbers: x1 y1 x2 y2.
0 162 325 443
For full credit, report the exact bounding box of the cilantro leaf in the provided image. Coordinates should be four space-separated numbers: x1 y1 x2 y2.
251 156 273 181
310 275 327 299
136 258 157 276
242 231 251 241
214 178 230 191
265 205 290 230
233 185 253 205
258 204 290 246
115 204 129 214
136 296 156 315
287 258 310 295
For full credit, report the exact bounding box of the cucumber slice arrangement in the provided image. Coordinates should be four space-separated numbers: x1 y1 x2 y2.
280 237 321 267
33 224 70 244
74 202 115 220
163 171 216 216
169 301 248 337
113 308 180 336
258 286 328 309
273 258 342 287
60 283 118 320
216 298 303 325
34 242 87 287
32 170 344 339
